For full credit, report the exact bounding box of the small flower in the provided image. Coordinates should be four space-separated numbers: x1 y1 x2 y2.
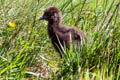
98 0 102 5
8 22 16 27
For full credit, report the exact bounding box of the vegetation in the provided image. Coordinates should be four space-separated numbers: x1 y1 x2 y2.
0 0 120 79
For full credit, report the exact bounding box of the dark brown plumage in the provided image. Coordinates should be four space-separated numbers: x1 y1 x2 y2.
40 6 84 58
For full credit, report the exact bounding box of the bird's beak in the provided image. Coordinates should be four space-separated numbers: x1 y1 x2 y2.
39 15 46 20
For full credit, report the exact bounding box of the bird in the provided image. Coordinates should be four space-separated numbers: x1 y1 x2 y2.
39 6 84 58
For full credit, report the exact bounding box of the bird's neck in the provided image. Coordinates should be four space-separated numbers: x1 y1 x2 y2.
48 18 61 27
47 20 62 38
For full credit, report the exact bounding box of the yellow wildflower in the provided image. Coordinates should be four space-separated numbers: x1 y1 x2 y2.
8 22 16 27
98 0 102 5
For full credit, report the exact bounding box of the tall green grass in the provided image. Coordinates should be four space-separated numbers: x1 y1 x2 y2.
0 0 120 79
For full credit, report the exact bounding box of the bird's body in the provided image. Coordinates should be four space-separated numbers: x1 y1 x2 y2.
40 6 84 58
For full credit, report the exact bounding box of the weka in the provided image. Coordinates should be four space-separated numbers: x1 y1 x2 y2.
39 6 84 58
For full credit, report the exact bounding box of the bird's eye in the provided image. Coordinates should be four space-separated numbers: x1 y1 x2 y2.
54 13 57 17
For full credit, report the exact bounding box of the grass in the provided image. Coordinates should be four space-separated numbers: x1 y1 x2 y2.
0 0 120 79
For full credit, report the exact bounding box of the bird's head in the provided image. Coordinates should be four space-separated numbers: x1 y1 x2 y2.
39 6 62 24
